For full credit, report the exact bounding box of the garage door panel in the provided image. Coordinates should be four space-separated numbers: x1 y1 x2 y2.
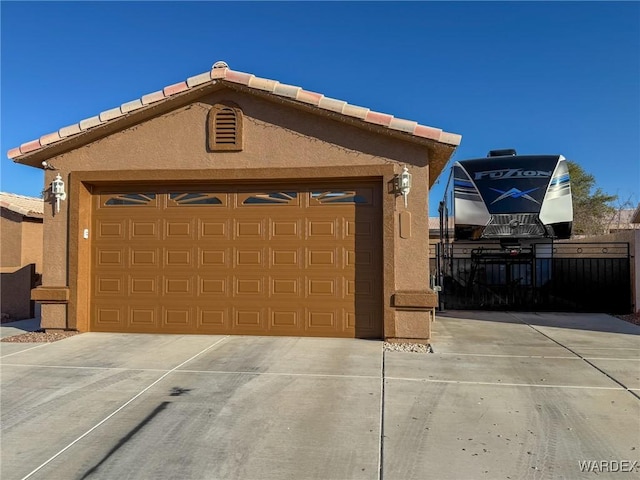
307 249 339 268
95 274 125 296
164 219 195 240
199 219 230 239
306 309 338 330
164 248 193 268
345 309 379 337
235 219 265 239
162 307 193 328
197 307 228 328
91 184 382 337
269 310 301 329
131 248 159 267
234 277 264 296
95 307 122 325
130 219 160 240
198 276 228 295
199 248 228 268
130 276 159 295
270 248 301 268
128 306 158 328
346 220 375 238
234 249 265 268
232 306 265 329
346 279 376 297
307 277 338 297
270 276 301 296
96 219 125 240
164 276 193 295
95 248 124 268
308 219 338 238
271 218 301 238
345 249 376 267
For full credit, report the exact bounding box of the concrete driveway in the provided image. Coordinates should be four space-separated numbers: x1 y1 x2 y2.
1 312 639 480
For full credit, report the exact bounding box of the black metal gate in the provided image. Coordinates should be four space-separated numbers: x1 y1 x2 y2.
437 241 632 314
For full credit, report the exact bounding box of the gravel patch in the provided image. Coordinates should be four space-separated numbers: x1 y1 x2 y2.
1 330 81 343
383 342 432 353
615 312 640 326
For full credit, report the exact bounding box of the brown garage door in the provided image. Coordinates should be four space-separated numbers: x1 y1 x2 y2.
91 182 382 337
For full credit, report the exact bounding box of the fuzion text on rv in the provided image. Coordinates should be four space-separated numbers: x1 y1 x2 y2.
474 168 552 180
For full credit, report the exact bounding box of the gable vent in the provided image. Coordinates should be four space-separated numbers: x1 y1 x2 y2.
208 102 243 151
215 108 237 144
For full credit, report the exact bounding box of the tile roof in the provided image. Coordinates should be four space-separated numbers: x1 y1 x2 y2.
0 192 44 218
7 61 461 162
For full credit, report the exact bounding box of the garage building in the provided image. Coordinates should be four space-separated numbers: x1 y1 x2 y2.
8 61 461 342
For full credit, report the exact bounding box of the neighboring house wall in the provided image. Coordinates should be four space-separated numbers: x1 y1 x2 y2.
1 204 43 320
1 209 23 269
20 218 43 272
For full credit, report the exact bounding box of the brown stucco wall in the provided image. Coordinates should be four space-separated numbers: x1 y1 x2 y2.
21 218 43 273
32 86 445 339
1 209 23 269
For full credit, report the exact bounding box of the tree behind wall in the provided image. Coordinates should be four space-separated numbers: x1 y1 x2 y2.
567 161 617 236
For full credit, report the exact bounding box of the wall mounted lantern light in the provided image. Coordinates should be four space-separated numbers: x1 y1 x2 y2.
396 165 412 207
51 173 66 213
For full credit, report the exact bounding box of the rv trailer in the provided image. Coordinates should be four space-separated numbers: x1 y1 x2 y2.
443 149 573 244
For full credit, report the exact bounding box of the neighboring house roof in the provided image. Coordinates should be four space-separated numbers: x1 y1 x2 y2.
7 61 461 166
608 208 640 231
0 192 44 219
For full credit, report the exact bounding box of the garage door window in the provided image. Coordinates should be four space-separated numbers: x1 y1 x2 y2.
311 191 370 204
169 193 224 205
104 193 157 206
241 192 298 205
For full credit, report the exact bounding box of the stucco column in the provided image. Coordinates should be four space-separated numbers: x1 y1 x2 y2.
32 169 70 330
389 162 437 343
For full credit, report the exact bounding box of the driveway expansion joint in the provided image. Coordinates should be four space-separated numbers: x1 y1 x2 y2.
384 376 625 390
506 312 640 401
17 335 231 480
437 352 579 359
0 343 50 359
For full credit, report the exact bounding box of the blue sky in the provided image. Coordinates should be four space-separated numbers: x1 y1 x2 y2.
1 1 638 216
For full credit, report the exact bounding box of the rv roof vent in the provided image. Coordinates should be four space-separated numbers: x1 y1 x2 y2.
488 149 517 157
